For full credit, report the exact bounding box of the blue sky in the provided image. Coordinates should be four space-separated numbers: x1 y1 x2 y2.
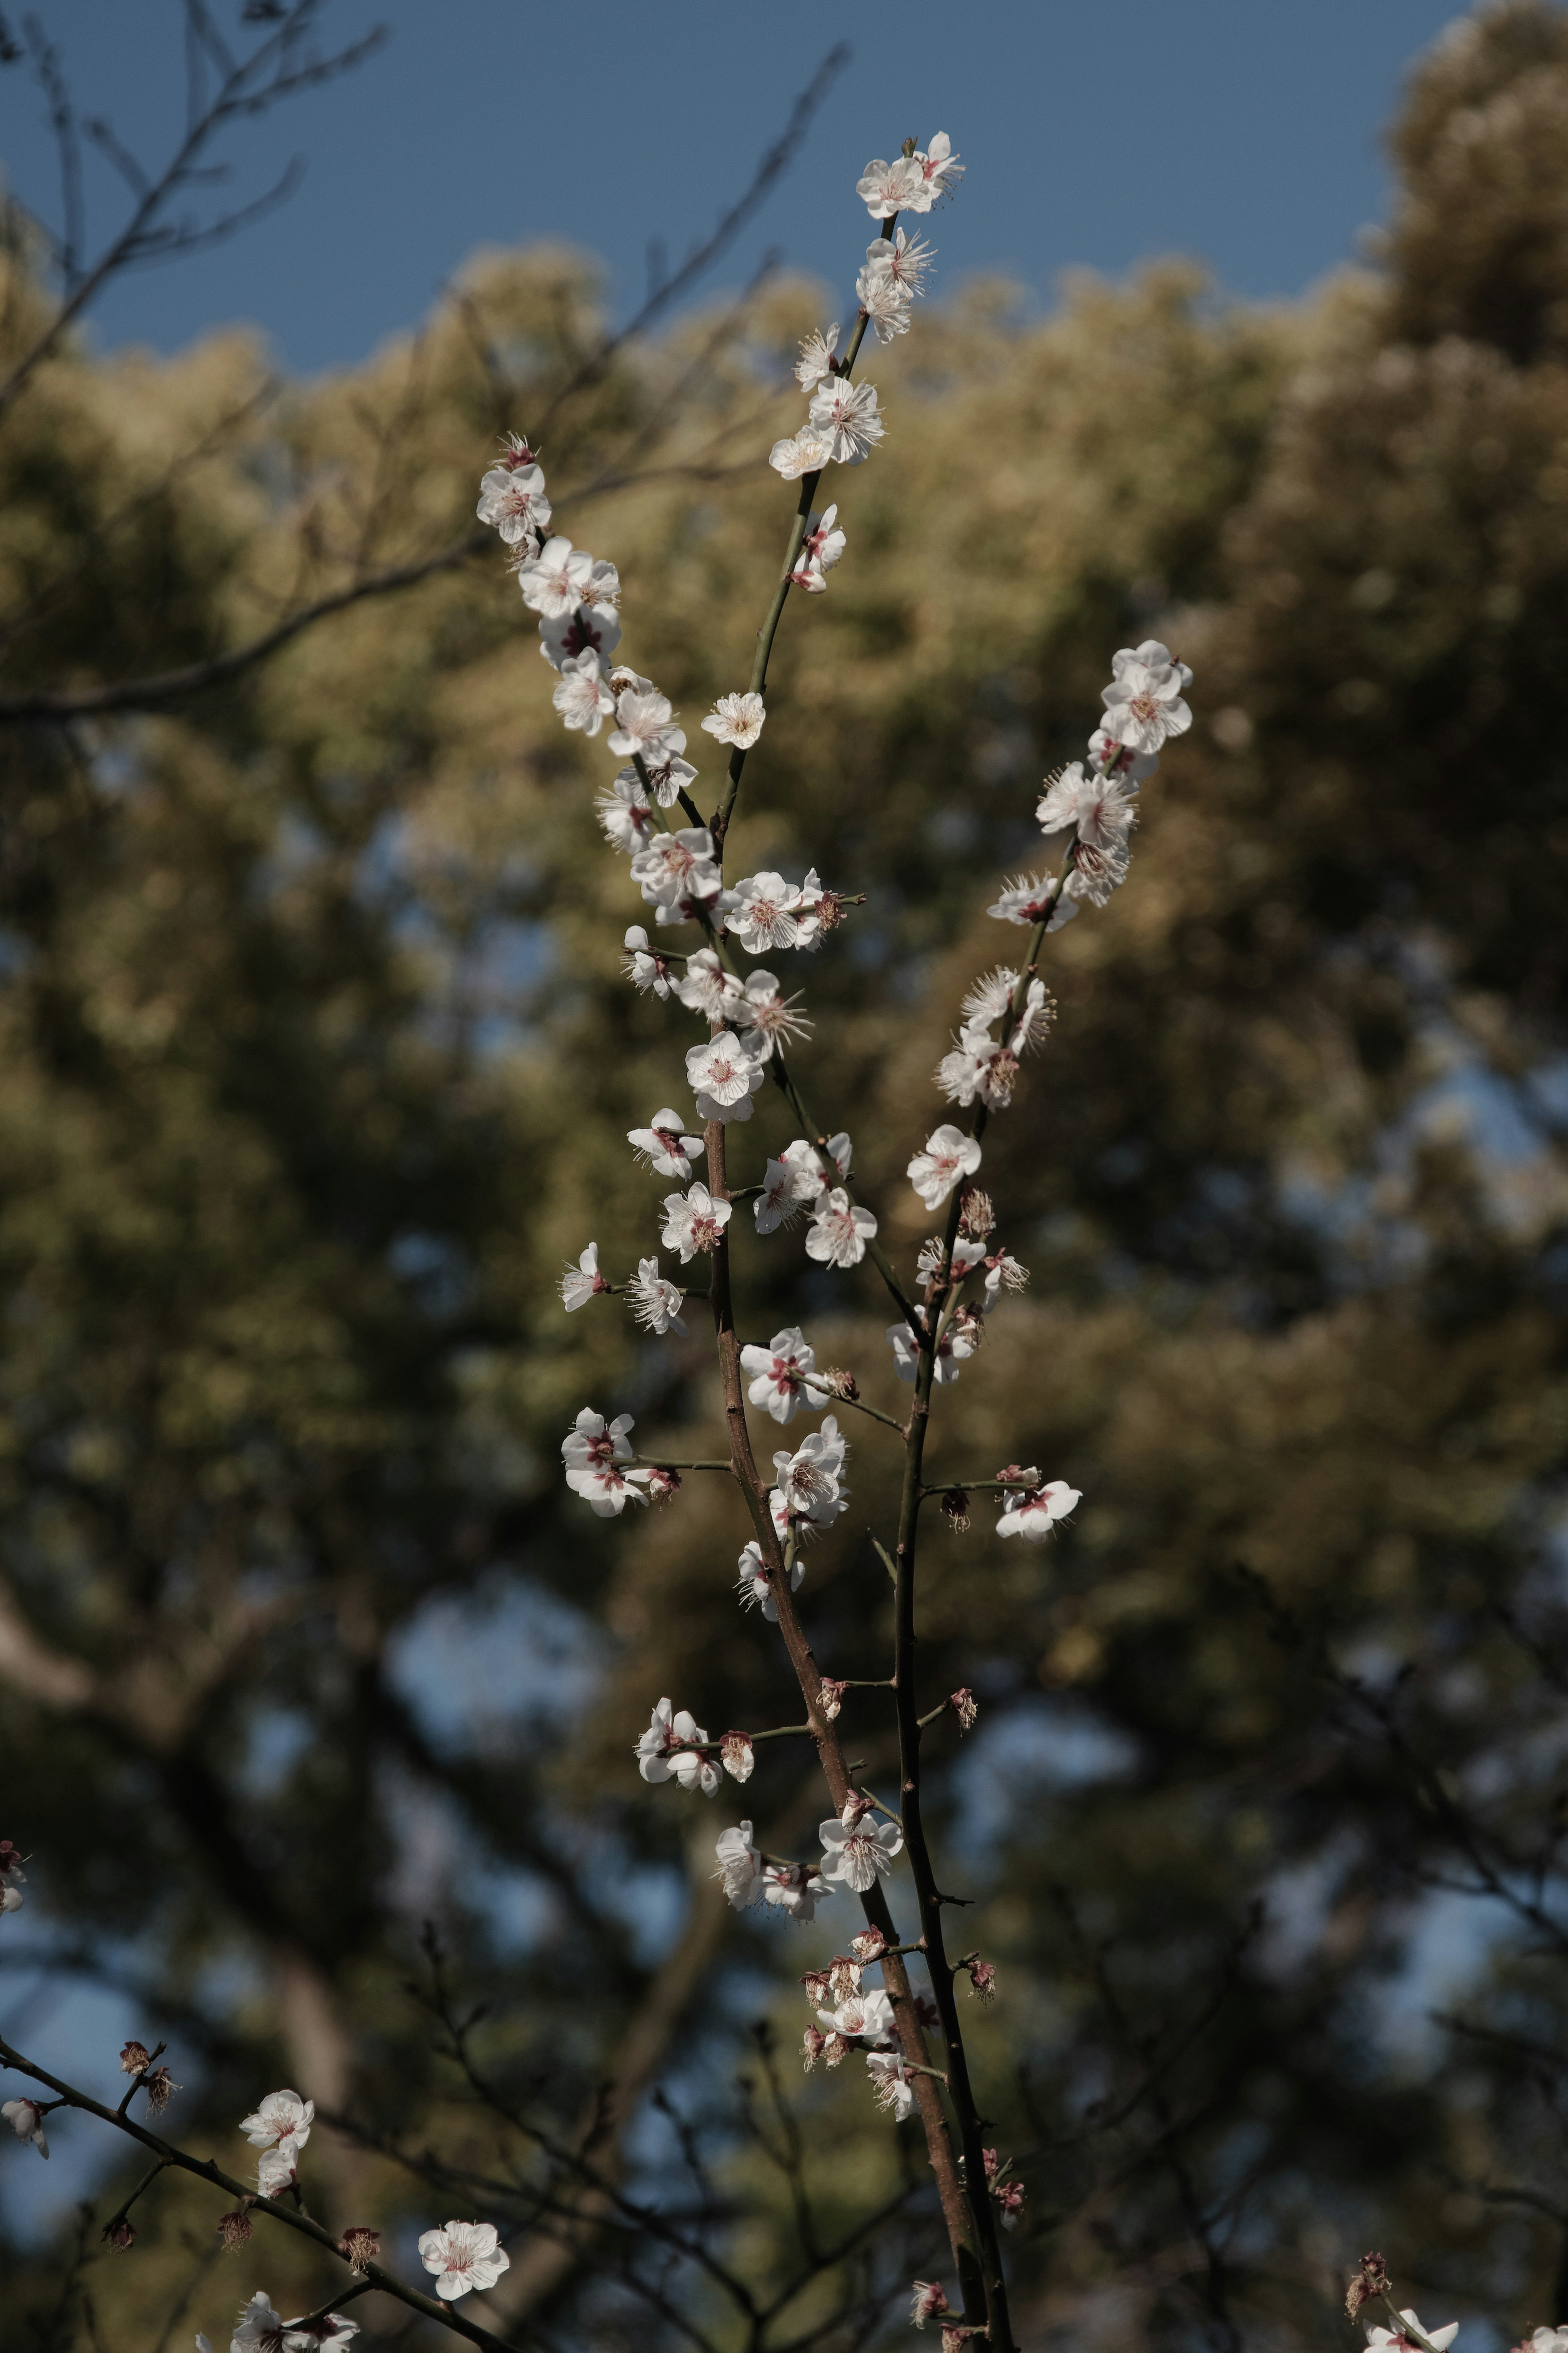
2 0 1465 374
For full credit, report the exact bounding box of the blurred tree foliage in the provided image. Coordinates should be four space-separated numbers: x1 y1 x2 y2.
2 4 1568 2347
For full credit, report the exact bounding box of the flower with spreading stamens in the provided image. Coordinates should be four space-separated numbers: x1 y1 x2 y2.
816 1988 895 2043
756 1140 828 1234
240 2090 313 2154
625 1257 686 1336
819 1795 902 1891
417 2220 511 2302
1037 759 1139 847
686 1030 768 1124
771 1416 849 1534
561 1408 650 1517
1099 639 1194 754
701 691 766 749
632 750 699 807
866 2048 917 2119
864 226 935 296
715 1821 763 1907
551 649 616 736
627 1110 704 1181
629 827 723 914
736 968 813 1055
857 270 912 341
805 1188 877 1269
660 1181 732 1262
912 2282 953 2329
904 131 964 211
986 873 1079 928
735 1537 804 1619
856 154 923 218
477 455 550 545
908 1124 982 1211
559 1242 608 1312
740 1326 823 1425
807 376 884 465
672 947 744 1024
516 535 613 619
597 772 654 853
996 1479 1082 1540
795 324 840 389
723 872 817 955
622 925 673 999
608 685 686 766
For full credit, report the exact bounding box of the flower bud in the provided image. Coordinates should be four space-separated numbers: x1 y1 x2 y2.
646 1465 682 1501
218 2206 253 2250
118 2040 151 2076
103 2218 135 2252
816 1676 847 1722
339 2225 381 2273
941 1491 971 1534
801 2025 826 2072
950 1687 978 1731
1346 2254 1390 2320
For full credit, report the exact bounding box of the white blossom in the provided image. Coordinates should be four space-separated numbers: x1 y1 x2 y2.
907 1124 982 1211
537 605 621 671
856 154 923 218
1100 639 1194 754
986 872 1078 930
686 1030 767 1124
477 453 550 545
723 871 817 955
819 1799 903 1892
2 2097 47 2157
807 376 884 466
559 1242 606 1312
1088 723 1160 785
1062 833 1132 908
715 1820 763 1907
790 503 846 592
866 2047 917 2120
628 1110 704 1181
1516 2333 1568 2353
660 1181 732 1261
795 324 840 389
904 132 964 212
721 1730 755 1782
735 1537 804 1619
223 2291 359 2351
626 751 698 808
701 691 766 749
608 686 687 766
961 967 1020 1026
769 425 834 481
552 649 616 736
857 270 912 341
561 1408 650 1517
1367 2316 1459 2353
623 925 673 999
736 968 812 1055
625 1256 686 1336
1036 760 1139 848
984 1251 1029 1302
673 947 745 1024
597 772 653 853
755 1140 828 1234
256 2143 297 2197
0 1843 24 1914
417 2220 512 2301
240 2090 313 2154
762 1859 830 1919
629 827 723 916
886 1318 972 1385
636 1697 719 1795
996 1479 1082 1541
817 1988 896 2043
741 1326 823 1425
805 1187 877 1269
863 226 935 297
771 1416 849 1534
516 535 618 621
918 1235 987 1283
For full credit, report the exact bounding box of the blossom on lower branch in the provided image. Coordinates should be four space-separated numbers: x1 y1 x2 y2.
996 1479 1081 1540
625 1257 686 1336
559 1242 608 1311
686 1030 767 1123
627 1109 704 1181
907 1124 982 1211
562 1409 650 1516
741 1325 826 1424
638 1698 720 1794
866 2048 917 2120
418 2220 511 2301
736 1537 804 1618
819 1794 903 1891
806 1187 877 1268
715 1822 830 1918
702 691 766 749
2 2098 47 2157
200 2291 360 2351
1100 638 1193 756
661 1181 731 1260
771 1416 849 1536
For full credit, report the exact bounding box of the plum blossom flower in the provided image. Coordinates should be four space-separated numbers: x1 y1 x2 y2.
771 1416 849 1534
808 376 884 465
628 1111 704 1181
625 1257 686 1336
1089 723 1159 784
661 1181 732 1261
221 2291 360 2350
701 691 766 749
866 2048 917 2119
856 154 923 218
1062 833 1132 908
986 872 1078 930
597 772 654 853
720 1730 755 1782
608 686 686 765
756 1140 828 1233
984 1251 1029 1302
240 2090 313 2154
537 605 621 671
1036 761 1139 848
673 948 745 1024
516 535 617 621
1511 2333 1564 2353
257 2144 297 2197
769 425 834 480
736 968 812 1055
961 968 1021 1025
886 1318 974 1385
820 1797 903 1892
1100 639 1194 754
715 1821 763 1907
686 1030 768 1124
864 227 935 297
551 649 616 736
817 1988 895 2042
623 925 673 999
723 871 818 955
735 1537 804 1619
806 1189 877 1269
561 1408 650 1516
796 323 840 389
559 1242 608 1312
904 132 964 211
741 1326 824 1424
418 2220 511 2301
1367 2316 1459 2353
0 1840 24 1914
790 503 846 592
2 2098 47 2157
636 1698 719 1794
630 750 699 807
908 1124 982 1211
912 2282 953 2329
761 1859 829 1919
857 269 911 342
629 827 723 916
477 453 550 545
996 1479 1082 1540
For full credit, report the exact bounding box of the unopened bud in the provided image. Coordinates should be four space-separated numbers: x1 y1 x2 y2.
118 2040 151 2076
828 1954 862 2001
218 2206 253 2250
646 1465 682 1501
802 2025 827 2072
817 1675 847 1722
840 1793 874 1830
995 2179 1026 2228
339 2226 381 2273
957 1184 995 1238
142 2065 178 2114
941 1490 971 1534
966 1958 997 2002
851 1927 886 1963
103 2218 135 2252
950 1687 978 1731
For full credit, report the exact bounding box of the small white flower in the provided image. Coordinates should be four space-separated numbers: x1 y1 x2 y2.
561 1408 649 1517
984 1251 1029 1302
805 1188 877 1269
1062 834 1132 908
477 455 550 545
790 503 846 592
558 1241 607 1312
723 871 815 955
721 1730 755 1783
856 270 912 342
240 2089 314 2152
755 1140 828 1233
630 752 699 808
628 1109 704 1181
761 1860 830 1919
1100 639 1193 755
686 1030 767 1124
986 872 1078 929
807 376 884 466
1088 723 1160 784
702 691 766 749
907 1124 982 1211
629 827 723 915
863 226 935 297
1366 2315 1459 2353
0 1842 25 1914
623 924 673 999
795 324 840 390
734 1536 803 1619
625 1256 686 1336
771 1416 849 1532
516 535 598 618
537 606 620 672
996 1480 1082 1541
856 154 924 219
672 947 745 1024
256 2143 297 2197
819 1800 903 1892
660 1182 733 1261
608 687 686 766
229 2290 359 2351
740 1326 822 1424
866 2047 917 2119
417 2219 511 2301
886 1319 969 1385
1037 760 1139 848
715 1820 764 1907
636 1697 720 1795
817 1988 896 2043
961 967 1020 1026
769 425 834 480
551 648 617 736
597 772 653 854
904 131 964 212
2 2097 47 2157
736 968 812 1056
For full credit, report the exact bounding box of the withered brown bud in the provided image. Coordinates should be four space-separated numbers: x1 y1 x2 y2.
816 1367 858 1401
118 2040 151 2076
1346 2253 1390 2319
142 2065 178 2114
339 2225 381 2273
103 2218 135 2252
941 1488 971 1534
950 1686 978 1731
957 1184 995 1238
799 1967 833 2006
218 2206 254 2250
802 2025 826 2072
817 1675 847 1722
827 1954 862 2001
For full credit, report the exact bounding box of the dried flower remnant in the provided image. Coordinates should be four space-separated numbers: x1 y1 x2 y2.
339 2225 380 2273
